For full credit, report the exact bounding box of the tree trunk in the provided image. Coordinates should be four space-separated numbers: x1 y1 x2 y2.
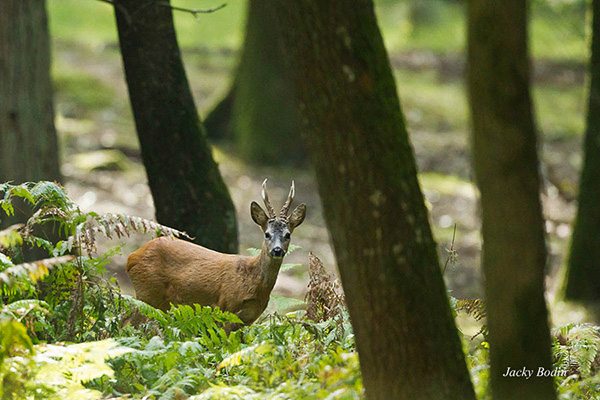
563 0 600 303
0 0 62 262
204 0 306 165
113 0 238 253
0 0 60 185
467 1 556 399
271 2 476 399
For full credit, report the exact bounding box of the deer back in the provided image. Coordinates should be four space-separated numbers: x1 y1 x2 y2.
126 237 268 315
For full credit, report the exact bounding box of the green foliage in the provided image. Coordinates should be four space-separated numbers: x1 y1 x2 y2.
0 181 361 399
467 324 600 400
93 312 358 399
0 319 35 399
553 324 600 399
5 180 600 399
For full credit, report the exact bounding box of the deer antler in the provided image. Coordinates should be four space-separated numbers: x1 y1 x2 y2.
280 181 295 218
261 179 277 219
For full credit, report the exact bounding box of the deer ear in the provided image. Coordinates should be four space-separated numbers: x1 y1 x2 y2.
288 203 306 232
251 201 268 230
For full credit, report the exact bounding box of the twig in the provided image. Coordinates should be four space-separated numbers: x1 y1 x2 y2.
442 223 457 275
95 0 227 19
159 2 227 18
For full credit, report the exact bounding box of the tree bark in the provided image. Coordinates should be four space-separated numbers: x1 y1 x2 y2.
113 0 238 253
272 2 476 399
204 0 306 165
467 1 556 399
0 0 62 261
563 0 600 303
0 0 60 185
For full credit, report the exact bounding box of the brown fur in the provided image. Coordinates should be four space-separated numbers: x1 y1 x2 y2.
126 237 283 325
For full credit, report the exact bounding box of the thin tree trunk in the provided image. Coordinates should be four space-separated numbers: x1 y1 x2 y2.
113 0 238 253
272 2 476 399
467 1 556 399
204 0 306 165
563 0 600 303
0 0 60 184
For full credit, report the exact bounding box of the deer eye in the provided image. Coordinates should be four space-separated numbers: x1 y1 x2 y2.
265 232 271 240
284 232 291 240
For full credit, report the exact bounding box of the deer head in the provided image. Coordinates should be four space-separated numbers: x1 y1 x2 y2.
250 179 306 259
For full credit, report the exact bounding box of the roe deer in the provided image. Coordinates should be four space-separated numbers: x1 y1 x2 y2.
126 180 306 328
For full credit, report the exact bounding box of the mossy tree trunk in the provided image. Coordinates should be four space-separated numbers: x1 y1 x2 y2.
563 0 600 303
272 2 476 399
0 0 62 260
0 0 60 185
113 0 238 253
467 1 556 399
204 0 306 165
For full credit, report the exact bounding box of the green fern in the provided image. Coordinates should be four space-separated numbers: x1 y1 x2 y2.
280 263 303 273
455 298 488 339
246 247 261 257
265 295 307 315
0 225 24 249
0 255 75 295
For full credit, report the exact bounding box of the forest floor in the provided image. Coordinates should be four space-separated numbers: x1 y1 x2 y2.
47 0 592 329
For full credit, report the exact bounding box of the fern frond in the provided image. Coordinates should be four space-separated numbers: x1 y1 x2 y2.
0 252 14 270
94 213 192 240
2 299 50 321
0 181 75 219
29 181 74 210
0 224 24 249
23 235 53 254
305 252 345 323
0 255 75 290
246 247 261 257
217 340 276 371
455 299 487 339
119 294 166 321
455 299 486 321
4 299 50 313
280 263 303 273
287 244 301 254
267 295 307 314
27 205 71 231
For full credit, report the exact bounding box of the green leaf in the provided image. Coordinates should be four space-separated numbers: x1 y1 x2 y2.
265 295 306 314
287 244 301 254
280 263 303 273
246 247 261 257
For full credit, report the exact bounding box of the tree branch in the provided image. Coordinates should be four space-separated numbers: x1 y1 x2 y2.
160 2 227 18
96 0 227 19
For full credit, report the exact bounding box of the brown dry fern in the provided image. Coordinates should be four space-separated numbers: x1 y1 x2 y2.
305 252 345 323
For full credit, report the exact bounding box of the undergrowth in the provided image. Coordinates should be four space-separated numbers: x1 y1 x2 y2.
0 181 598 399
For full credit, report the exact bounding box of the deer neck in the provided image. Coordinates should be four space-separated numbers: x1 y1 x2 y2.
256 242 283 288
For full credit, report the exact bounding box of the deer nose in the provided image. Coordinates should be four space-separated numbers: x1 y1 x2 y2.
271 247 285 258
